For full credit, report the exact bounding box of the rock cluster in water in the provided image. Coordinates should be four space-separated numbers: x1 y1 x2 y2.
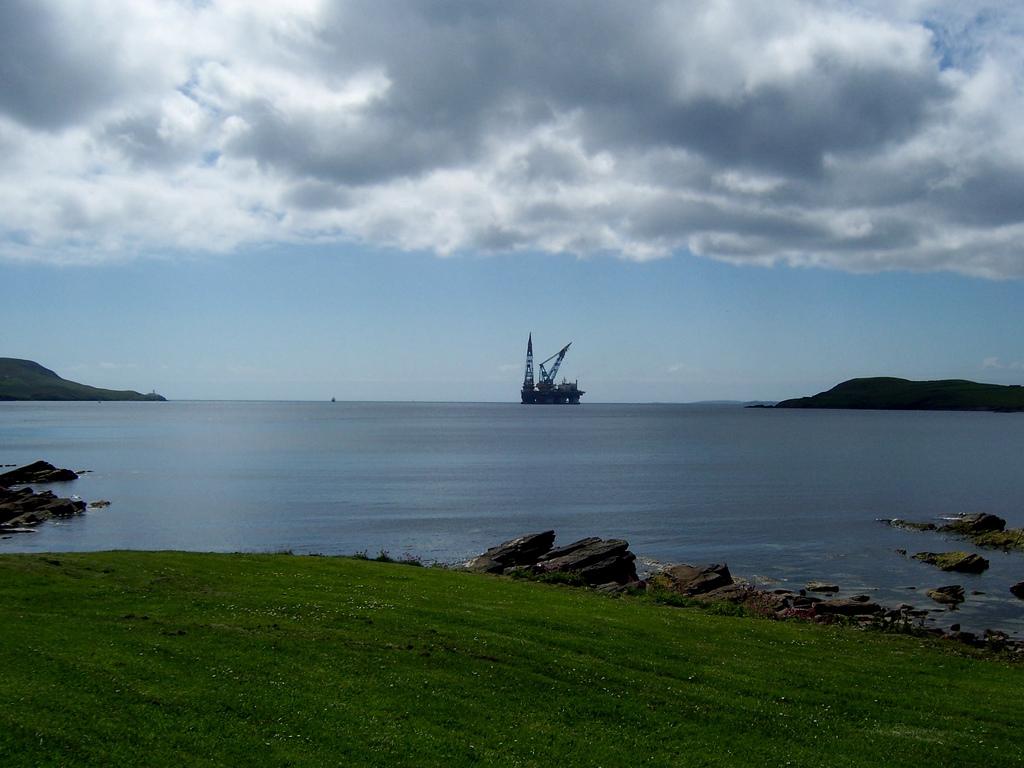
0 460 78 486
926 585 965 605
884 513 1024 600
888 512 1023 551
0 461 86 533
912 551 989 573
0 486 85 529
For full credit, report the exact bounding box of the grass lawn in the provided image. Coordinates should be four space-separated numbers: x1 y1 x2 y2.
0 552 1020 766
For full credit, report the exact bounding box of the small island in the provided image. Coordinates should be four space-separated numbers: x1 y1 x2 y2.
774 377 1024 412
0 358 166 401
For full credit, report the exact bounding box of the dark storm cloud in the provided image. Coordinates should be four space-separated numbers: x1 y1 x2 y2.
925 163 1024 227
244 1 944 182
500 143 591 185
626 197 829 246
102 112 197 167
587 67 948 177
224 1 567 185
283 180 354 211
227 98 476 186
0 2 127 129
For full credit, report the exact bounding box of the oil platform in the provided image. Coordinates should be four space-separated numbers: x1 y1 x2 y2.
520 334 584 404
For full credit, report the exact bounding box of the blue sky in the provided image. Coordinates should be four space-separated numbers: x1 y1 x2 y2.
4 246 1023 401
2 2 1024 401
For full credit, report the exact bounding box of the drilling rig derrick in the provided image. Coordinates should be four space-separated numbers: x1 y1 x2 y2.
520 334 584 404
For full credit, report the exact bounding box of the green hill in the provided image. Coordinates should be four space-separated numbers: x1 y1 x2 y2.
776 377 1024 412
0 358 165 401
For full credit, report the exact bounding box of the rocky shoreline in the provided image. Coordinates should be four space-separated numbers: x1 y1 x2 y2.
0 460 104 535
4 458 1022 655
464 530 1024 657
885 511 1024 552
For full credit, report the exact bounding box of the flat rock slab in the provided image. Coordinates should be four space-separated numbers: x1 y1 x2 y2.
539 538 637 585
575 553 638 586
649 563 733 596
886 519 937 531
465 532 639 585
464 530 556 573
913 551 989 573
538 537 602 562
940 513 1006 535
691 583 751 604
539 538 628 571
0 460 78 487
815 599 881 616
927 585 965 605
970 529 1024 551
806 581 839 592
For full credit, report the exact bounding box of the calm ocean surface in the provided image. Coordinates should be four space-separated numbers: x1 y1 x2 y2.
2 401 1023 633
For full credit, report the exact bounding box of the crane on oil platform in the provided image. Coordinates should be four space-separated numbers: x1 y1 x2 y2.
538 343 571 387
520 334 584 404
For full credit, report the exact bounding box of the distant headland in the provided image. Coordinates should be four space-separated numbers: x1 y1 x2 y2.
772 377 1024 412
0 358 166 401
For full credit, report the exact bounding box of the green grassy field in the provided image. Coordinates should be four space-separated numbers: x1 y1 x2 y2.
1 552 1020 767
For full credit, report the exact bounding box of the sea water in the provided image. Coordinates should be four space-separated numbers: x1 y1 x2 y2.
2 401 1023 633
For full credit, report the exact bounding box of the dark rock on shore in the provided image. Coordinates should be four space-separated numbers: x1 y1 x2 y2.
0 485 86 528
815 598 881 616
464 532 639 585
0 460 78 487
883 512 1024 553
692 583 751 604
940 513 1006 535
885 518 936 531
464 530 556 574
538 537 602 563
459 530 1024 655
926 585 965 606
790 594 822 609
806 581 839 593
647 563 759 605
970 529 1024 551
538 538 638 585
912 551 989 573
648 563 733 596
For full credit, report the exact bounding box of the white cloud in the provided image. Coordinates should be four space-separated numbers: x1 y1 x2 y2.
2 1 1024 277
982 356 1024 370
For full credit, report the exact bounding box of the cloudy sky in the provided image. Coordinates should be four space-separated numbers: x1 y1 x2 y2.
3 0 1024 401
